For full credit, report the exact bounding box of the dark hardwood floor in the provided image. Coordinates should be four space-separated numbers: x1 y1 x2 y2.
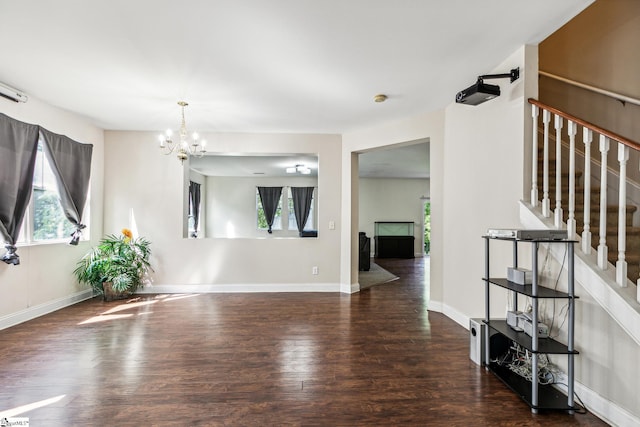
0 257 607 426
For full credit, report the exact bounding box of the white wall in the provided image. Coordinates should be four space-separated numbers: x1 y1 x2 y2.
440 46 535 323
103 131 341 291
359 178 429 256
206 175 317 238
0 96 104 325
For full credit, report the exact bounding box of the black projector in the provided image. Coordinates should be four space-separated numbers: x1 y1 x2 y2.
455 81 501 105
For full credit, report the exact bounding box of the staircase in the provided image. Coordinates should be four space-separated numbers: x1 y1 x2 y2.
538 155 640 282
529 98 640 302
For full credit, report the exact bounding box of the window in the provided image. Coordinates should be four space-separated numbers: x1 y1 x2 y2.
256 190 282 231
17 139 89 244
287 187 315 231
256 187 316 233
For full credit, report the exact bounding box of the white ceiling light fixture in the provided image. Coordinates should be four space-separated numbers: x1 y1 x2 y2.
286 164 311 175
158 101 206 163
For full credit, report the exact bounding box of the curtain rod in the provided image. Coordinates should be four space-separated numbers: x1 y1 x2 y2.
539 70 640 108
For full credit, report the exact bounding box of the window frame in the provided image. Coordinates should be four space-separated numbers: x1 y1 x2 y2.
16 138 91 246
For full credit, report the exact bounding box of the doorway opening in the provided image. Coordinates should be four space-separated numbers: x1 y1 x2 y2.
355 139 430 293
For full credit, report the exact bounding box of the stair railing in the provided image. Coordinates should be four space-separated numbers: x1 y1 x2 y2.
528 99 640 302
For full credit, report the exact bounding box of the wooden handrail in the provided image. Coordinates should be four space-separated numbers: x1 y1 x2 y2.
528 98 640 152
539 70 640 108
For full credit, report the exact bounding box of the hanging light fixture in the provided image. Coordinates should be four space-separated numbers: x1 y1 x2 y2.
158 101 206 163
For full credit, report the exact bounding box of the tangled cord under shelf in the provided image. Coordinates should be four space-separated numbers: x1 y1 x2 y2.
492 343 589 414
493 343 557 385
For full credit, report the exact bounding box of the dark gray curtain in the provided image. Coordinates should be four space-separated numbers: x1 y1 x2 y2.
257 186 282 233
0 113 40 265
291 187 314 234
189 181 201 238
40 129 93 245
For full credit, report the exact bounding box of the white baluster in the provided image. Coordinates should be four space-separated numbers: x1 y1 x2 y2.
598 135 609 270
542 110 551 217
531 105 539 206
554 115 564 228
582 129 593 254
567 121 577 238
617 142 629 287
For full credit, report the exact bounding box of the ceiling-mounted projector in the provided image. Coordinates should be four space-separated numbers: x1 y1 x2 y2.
455 81 500 105
455 67 519 106
0 82 28 103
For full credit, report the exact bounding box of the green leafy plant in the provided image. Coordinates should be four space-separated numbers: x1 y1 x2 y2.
424 202 431 254
74 229 152 295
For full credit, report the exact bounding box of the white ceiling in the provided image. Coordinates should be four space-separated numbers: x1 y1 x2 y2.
0 0 592 136
1 1 592 179
359 142 429 178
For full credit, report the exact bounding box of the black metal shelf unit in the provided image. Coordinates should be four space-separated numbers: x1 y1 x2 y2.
482 235 578 413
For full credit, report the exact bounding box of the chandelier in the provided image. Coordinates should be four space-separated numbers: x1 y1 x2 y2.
158 101 206 163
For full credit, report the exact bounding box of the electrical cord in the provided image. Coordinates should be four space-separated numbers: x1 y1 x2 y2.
494 344 589 415
549 244 568 338
494 343 555 385
551 381 589 414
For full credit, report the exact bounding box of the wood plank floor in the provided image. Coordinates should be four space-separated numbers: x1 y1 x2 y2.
0 257 607 426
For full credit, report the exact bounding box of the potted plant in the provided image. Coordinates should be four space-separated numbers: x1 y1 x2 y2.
74 228 152 301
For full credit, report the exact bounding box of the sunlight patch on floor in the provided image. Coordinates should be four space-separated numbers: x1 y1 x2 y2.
78 313 134 325
0 394 66 418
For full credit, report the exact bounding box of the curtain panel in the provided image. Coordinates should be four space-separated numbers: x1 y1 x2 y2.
41 129 93 245
0 113 40 264
189 181 201 238
291 187 314 234
257 186 282 233
0 113 93 264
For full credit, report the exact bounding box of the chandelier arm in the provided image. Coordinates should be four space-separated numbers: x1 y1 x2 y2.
159 140 178 155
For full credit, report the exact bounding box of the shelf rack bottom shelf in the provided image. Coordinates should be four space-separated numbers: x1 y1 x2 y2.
487 362 580 413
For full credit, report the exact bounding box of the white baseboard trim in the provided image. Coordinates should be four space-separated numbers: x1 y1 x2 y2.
0 289 94 330
554 373 639 427
427 299 443 313
137 282 341 294
442 303 470 329
342 282 360 294
428 300 471 329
